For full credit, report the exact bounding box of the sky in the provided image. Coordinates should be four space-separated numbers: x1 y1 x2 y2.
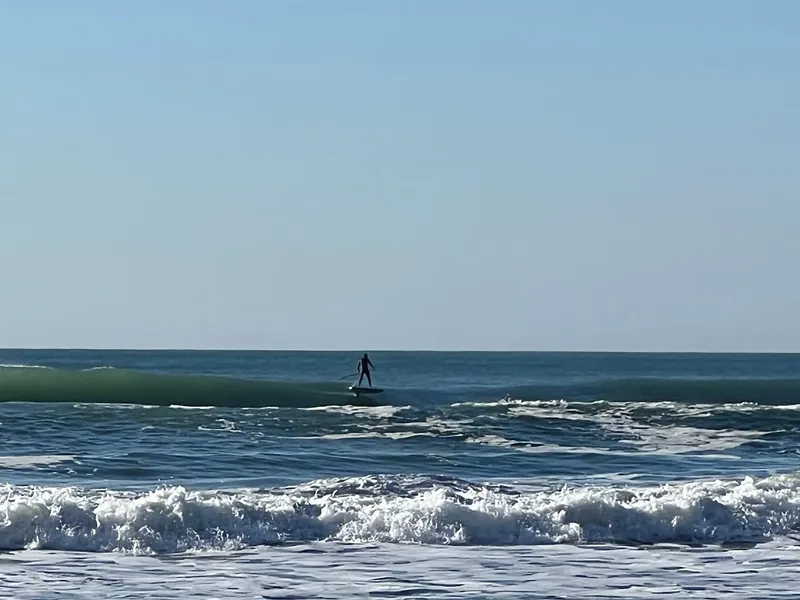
1 1 798 352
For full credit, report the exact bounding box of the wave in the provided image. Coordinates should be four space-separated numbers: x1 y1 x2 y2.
454 397 800 427
2 473 799 553
0 367 378 408
594 377 800 404
501 377 800 405
4 366 797 409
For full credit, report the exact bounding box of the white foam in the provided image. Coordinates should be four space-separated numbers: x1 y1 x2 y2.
452 397 572 409
303 405 409 419
0 455 74 469
1 472 799 554
459 396 800 418
317 431 434 441
420 417 474 434
198 419 242 433
465 434 615 456
508 403 594 422
503 400 771 456
619 425 763 454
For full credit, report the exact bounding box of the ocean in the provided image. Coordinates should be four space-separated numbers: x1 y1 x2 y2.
1 350 800 599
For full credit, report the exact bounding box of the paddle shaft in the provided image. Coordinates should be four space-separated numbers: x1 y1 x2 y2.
338 364 377 380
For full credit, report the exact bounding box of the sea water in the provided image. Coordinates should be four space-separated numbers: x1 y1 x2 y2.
1 350 800 598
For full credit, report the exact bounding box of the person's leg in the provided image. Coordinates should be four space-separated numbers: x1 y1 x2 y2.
358 371 364 385
366 371 372 387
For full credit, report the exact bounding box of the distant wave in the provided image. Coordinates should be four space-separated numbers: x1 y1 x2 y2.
0 366 377 408
2 366 797 410
1 472 799 553
502 377 800 405
593 377 800 404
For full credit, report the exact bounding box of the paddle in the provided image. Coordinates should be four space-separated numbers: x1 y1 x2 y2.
337 372 359 381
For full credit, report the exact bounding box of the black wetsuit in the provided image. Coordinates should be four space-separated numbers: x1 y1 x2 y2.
358 355 374 387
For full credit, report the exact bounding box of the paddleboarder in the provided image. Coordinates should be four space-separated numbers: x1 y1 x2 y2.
357 353 375 387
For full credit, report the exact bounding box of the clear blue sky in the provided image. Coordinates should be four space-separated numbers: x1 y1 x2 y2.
1 1 798 351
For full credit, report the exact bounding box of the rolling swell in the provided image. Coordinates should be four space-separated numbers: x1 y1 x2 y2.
0 367 378 408
503 377 800 405
592 377 800 405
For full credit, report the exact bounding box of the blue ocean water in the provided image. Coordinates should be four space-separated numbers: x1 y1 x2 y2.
1 350 800 598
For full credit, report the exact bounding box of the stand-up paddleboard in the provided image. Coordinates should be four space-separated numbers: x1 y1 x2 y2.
348 384 383 396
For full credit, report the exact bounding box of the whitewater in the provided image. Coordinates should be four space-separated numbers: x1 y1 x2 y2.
1 350 800 599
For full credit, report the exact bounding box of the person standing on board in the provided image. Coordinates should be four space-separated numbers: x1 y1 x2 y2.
357 353 375 387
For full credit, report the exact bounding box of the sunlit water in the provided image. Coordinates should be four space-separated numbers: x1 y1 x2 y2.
1 350 800 598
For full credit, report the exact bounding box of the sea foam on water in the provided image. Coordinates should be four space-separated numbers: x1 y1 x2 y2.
1 472 799 554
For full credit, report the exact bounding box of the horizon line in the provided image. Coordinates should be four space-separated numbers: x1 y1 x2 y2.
1 347 799 355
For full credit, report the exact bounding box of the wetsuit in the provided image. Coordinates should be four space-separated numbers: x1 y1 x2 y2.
358 355 374 387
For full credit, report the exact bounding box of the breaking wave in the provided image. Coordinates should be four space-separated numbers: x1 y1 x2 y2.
2 473 800 554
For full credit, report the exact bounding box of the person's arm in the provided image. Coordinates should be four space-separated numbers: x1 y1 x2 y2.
369 359 375 369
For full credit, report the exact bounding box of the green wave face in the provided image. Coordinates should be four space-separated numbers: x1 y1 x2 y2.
0 367 378 408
